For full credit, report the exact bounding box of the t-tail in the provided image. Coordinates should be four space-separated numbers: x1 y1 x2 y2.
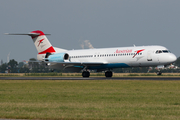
5 30 67 61
30 30 56 55
30 30 57 61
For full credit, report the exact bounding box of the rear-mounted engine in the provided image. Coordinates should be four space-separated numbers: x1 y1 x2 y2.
44 53 69 62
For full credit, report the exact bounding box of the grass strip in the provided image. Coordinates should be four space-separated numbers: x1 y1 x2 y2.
0 80 180 119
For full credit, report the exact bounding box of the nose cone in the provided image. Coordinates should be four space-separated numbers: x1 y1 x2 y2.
169 54 177 63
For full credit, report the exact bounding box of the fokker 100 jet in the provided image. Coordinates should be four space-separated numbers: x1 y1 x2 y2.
5 30 177 77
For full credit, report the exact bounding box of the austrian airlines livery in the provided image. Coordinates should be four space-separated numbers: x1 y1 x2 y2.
5 30 177 77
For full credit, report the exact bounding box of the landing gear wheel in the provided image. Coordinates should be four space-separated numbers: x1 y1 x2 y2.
105 71 113 77
82 71 90 77
156 71 162 75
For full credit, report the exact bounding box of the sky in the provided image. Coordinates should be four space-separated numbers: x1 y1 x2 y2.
1 0 180 62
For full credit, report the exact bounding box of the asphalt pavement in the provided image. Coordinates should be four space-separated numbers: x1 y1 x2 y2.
0 76 180 80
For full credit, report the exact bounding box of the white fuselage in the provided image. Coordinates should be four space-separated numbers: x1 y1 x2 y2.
7 30 177 76
46 45 176 71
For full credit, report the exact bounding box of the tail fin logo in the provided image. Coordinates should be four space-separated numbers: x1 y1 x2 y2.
38 38 45 47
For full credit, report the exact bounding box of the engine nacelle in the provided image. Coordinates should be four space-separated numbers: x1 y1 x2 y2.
44 53 69 62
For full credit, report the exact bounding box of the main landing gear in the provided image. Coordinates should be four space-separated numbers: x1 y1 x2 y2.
82 71 90 77
82 70 113 78
105 71 113 77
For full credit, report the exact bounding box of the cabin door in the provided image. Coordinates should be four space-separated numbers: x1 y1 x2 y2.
147 51 152 61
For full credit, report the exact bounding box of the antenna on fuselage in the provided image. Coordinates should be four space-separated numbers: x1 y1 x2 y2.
133 44 136 47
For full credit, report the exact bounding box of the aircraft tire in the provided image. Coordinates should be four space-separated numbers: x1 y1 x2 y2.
82 71 90 77
105 71 113 77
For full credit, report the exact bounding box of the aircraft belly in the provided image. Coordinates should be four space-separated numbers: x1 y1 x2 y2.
88 63 130 70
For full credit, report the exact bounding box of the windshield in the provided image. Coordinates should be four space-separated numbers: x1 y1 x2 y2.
156 50 171 54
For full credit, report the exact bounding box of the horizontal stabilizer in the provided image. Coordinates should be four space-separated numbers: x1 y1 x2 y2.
4 33 51 37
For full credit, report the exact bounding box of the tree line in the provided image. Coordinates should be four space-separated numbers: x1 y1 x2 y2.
0 58 52 73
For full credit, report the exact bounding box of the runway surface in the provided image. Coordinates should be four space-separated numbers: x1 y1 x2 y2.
1 76 180 80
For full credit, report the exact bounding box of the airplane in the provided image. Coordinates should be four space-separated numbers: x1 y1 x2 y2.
5 30 177 77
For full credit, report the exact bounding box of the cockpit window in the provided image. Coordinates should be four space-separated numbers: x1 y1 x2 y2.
156 50 162 53
156 50 171 54
162 50 168 53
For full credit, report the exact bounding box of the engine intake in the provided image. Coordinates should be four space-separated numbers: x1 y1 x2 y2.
64 53 69 60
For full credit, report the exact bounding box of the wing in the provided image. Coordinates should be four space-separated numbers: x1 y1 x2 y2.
46 61 106 72
47 61 105 67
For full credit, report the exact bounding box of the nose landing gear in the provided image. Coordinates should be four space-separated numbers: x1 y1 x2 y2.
156 70 162 75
